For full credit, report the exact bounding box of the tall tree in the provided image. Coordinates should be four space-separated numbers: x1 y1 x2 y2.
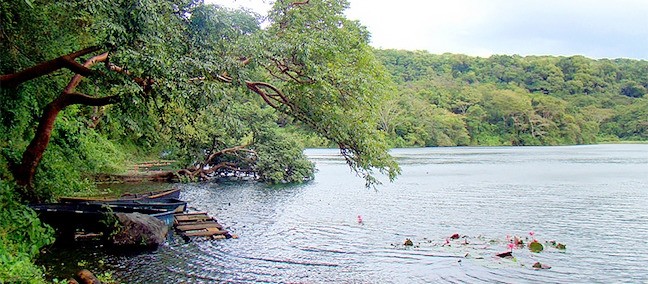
1 0 399 202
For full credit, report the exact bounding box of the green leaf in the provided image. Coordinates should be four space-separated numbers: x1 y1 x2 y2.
529 241 544 253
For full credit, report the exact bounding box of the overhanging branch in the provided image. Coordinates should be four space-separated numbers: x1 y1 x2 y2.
64 52 109 93
1 46 102 88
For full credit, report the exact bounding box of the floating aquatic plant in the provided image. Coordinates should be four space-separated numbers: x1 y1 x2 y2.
391 232 565 270
547 240 567 250
529 240 544 253
532 262 551 269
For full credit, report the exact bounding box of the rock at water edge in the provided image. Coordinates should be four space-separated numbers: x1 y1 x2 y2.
110 212 168 248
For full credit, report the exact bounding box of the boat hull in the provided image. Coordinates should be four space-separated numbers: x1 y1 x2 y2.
29 203 178 241
59 188 181 203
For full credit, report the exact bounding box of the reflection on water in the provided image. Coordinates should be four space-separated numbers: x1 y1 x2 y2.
52 145 648 283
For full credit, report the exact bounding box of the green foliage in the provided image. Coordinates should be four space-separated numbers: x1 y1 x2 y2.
2 0 402 194
374 49 648 146
253 0 400 185
254 128 315 184
0 180 54 284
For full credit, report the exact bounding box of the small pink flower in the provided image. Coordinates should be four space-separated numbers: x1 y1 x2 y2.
507 243 515 252
357 215 363 224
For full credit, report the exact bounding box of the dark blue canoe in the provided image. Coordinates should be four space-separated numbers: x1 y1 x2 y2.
59 188 181 203
96 198 187 214
29 202 177 239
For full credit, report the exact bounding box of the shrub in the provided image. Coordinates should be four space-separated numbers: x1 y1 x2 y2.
0 180 54 284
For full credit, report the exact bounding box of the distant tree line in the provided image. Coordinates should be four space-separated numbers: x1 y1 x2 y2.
372 50 648 146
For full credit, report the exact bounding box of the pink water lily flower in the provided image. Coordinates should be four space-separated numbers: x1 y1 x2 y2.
507 242 515 252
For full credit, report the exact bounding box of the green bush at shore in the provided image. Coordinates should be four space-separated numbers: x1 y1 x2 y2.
0 180 54 283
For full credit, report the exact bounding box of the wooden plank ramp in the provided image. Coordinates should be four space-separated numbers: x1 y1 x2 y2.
174 212 234 241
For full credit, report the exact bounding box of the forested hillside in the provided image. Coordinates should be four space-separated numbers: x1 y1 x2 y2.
374 50 648 146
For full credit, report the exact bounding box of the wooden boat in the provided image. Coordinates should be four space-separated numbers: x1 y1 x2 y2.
59 187 180 203
29 203 176 239
97 198 187 213
148 208 176 227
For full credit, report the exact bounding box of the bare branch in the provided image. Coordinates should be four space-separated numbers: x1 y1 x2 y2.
292 0 309 6
203 144 255 166
201 162 239 175
245 81 292 106
215 73 233 83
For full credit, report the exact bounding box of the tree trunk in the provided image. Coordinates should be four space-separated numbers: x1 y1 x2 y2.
13 92 120 202
13 97 65 202
3 48 151 202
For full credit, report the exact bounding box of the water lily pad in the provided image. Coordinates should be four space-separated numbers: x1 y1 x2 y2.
529 241 544 253
555 243 566 250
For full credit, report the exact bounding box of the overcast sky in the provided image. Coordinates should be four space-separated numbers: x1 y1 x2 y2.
212 0 648 59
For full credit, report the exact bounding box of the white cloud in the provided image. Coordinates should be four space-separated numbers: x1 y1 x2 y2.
206 0 648 59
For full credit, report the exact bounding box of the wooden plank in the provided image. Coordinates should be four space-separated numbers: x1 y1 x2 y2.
183 228 228 237
174 214 211 222
176 222 223 231
175 213 209 219
174 211 208 216
175 218 213 225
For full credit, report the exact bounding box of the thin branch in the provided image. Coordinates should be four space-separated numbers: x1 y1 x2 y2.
201 162 239 175
107 62 155 94
203 144 254 166
262 65 291 82
64 52 109 93
291 0 310 6
215 73 233 83
245 81 292 106
240 56 252 66
246 81 278 108
64 92 121 106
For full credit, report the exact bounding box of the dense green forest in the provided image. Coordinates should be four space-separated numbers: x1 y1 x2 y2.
374 50 648 147
1 0 647 282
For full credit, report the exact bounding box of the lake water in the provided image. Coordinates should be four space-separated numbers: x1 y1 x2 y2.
64 145 648 283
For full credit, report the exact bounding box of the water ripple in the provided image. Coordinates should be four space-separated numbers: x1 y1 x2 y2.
89 145 648 283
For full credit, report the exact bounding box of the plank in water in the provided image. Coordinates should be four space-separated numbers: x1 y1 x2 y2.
183 228 229 237
176 222 223 231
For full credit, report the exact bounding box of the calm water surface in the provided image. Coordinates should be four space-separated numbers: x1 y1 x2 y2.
98 145 647 283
